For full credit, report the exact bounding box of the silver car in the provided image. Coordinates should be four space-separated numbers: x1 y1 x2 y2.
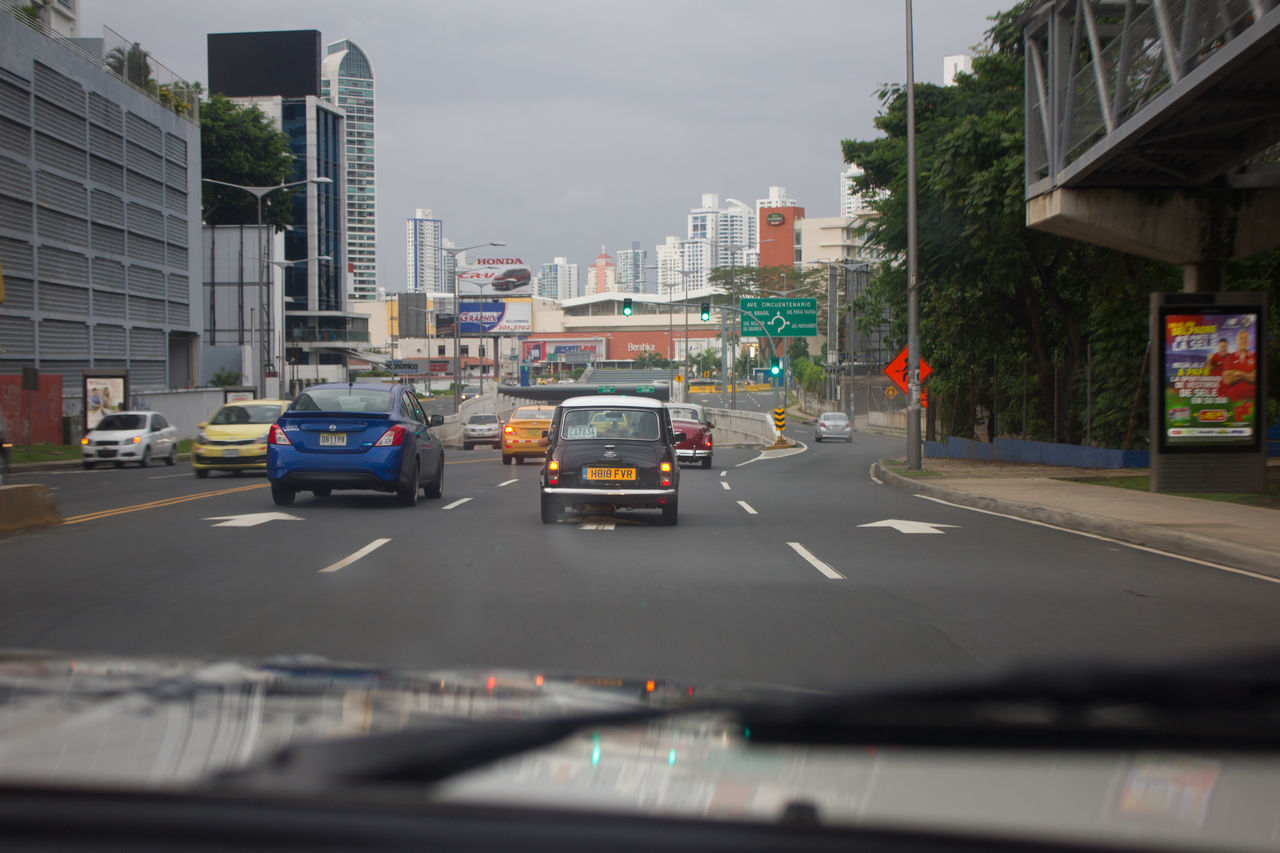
82 411 179 468
814 411 852 443
462 413 501 449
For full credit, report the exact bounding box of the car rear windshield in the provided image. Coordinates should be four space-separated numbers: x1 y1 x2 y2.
513 408 554 420
821 413 849 422
291 388 392 413
561 409 660 440
210 404 283 425
667 407 699 421
467 414 499 424
96 414 146 431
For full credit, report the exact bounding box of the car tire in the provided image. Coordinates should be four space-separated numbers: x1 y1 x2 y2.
425 459 444 499
515 456 525 465
540 494 559 524
815 436 821 443
701 456 712 469
83 461 96 470
661 501 679 526
312 487 332 497
502 455 512 465
463 442 472 451
397 461 420 507
139 447 151 468
195 469 209 479
847 436 853 443
166 447 177 466
271 484 295 506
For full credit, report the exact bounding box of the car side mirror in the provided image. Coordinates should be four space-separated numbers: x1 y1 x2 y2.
429 414 444 427
541 429 549 438
672 431 686 443
706 419 716 429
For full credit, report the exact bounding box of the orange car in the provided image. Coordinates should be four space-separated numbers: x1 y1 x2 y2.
502 405 555 465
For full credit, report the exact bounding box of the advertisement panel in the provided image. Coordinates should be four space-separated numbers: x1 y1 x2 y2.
1159 308 1259 449
82 371 129 431
457 257 532 297
458 301 532 334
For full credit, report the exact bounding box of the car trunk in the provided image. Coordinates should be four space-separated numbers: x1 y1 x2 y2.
670 419 704 449
556 441 666 488
279 412 392 454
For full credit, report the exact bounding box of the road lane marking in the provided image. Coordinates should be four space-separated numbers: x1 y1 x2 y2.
62 483 269 526
787 542 844 579
869 464 883 485
737 500 758 515
735 441 808 466
446 457 501 465
148 473 190 480
859 519 958 534
721 481 731 490
913 494 1280 585
204 512 302 528
497 479 518 487
720 470 727 477
442 498 472 510
318 538 391 574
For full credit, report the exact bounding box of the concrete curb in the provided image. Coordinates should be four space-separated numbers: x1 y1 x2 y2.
0 485 61 535
11 453 194 474
872 461 1280 579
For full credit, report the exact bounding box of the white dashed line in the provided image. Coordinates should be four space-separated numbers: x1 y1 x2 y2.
720 470 727 477
442 498 472 510
721 481 731 490
737 500 757 515
787 541 844 579
497 479 518 487
319 538 391 574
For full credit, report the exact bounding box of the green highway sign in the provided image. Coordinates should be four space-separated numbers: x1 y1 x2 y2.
636 385 654 392
739 297 818 337
596 385 615 393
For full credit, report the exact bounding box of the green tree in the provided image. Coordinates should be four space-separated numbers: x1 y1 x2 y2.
200 93 297 230
210 367 242 387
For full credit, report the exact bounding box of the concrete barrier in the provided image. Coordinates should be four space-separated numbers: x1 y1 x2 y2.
0 484 61 534
705 407 778 448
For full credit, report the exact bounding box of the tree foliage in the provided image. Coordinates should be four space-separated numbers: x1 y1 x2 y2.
200 93 297 230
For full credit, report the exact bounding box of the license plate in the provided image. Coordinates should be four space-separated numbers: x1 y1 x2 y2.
319 433 347 447
222 448 239 457
584 467 635 481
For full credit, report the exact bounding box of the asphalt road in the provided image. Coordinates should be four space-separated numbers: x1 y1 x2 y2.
4 433 1279 692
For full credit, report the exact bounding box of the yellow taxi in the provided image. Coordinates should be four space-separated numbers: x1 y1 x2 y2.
502 405 555 465
191 399 291 478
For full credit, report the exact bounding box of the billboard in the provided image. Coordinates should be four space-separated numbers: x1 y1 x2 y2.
457 301 532 334
1159 308 1259 449
457 258 533 297
83 370 129 431
207 31 322 98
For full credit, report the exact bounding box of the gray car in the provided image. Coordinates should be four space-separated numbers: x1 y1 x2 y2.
462 413 501 450
814 411 852 443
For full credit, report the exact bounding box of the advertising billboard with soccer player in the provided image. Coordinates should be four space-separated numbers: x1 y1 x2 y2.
1159 309 1259 449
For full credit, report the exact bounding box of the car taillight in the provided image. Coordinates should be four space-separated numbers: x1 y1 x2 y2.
703 434 712 448
661 459 673 487
547 459 559 485
660 462 672 472
504 425 514 433
268 424 291 445
373 425 406 447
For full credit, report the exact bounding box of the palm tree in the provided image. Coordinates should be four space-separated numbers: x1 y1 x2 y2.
105 42 153 89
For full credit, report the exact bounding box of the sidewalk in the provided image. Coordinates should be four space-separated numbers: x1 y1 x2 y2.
872 457 1280 578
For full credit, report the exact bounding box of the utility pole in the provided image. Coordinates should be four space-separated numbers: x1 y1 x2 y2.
905 0 922 470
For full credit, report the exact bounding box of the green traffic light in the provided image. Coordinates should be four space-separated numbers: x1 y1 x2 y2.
622 298 633 317
699 302 710 321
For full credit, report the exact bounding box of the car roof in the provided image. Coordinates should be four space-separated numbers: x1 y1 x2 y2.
510 406 553 416
223 399 290 407
301 382 404 391
95 410 154 418
560 395 665 409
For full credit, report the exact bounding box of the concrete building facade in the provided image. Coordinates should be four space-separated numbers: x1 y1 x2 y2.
321 38 376 300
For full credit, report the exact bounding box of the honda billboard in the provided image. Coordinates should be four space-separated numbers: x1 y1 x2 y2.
457 257 532 297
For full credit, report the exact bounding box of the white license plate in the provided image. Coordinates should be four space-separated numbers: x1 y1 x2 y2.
221 448 239 457
319 433 347 447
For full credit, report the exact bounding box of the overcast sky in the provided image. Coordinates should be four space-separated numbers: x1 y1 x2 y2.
80 0 1009 293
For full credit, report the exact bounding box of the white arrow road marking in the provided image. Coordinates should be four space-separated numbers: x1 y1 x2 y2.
497 479 518 487
319 538 391 574
442 498 472 510
858 519 959 534
787 542 844 579
203 512 303 528
721 481 731 490
737 500 758 515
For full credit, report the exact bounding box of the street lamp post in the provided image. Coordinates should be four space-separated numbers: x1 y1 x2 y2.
905 0 922 469
201 176 332 397
444 241 506 413
268 255 330 397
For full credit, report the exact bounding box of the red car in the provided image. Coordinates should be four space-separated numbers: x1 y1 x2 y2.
665 402 714 469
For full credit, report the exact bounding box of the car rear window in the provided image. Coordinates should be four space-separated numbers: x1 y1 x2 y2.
513 408 554 420
822 413 849 422
96 414 146 431
468 414 498 424
210 404 283 425
561 409 659 440
291 388 392 413
667 407 699 421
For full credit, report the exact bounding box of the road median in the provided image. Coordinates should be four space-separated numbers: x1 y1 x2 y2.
0 485 61 535
872 460 1280 579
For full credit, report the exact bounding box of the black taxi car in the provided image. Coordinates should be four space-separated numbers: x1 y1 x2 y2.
539 395 683 525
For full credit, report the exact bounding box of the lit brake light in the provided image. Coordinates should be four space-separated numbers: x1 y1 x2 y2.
547 459 559 485
660 462 672 472
373 425 406 447
504 425 514 433
268 424 291 445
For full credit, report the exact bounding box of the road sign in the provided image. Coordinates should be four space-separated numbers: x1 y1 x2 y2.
773 407 786 430
674 374 683 383
739 298 818 337
636 385 654 392
883 347 933 395
595 385 615 393
884 386 898 399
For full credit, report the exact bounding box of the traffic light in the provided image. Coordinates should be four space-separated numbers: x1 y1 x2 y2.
699 302 710 321
622 298 633 316
770 357 781 376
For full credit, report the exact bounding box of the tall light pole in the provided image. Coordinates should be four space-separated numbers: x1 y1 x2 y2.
202 176 332 397
444 241 506 413
905 0 922 469
268 255 330 397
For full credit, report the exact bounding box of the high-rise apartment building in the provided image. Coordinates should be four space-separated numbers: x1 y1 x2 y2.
585 248 617 294
944 54 973 85
405 208 443 293
757 186 804 267
616 242 647 293
539 257 579 301
321 39 375 300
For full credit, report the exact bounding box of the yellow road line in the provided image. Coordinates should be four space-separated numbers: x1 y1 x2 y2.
62 483 269 525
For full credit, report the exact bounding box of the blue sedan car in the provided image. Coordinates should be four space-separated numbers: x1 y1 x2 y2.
267 382 445 507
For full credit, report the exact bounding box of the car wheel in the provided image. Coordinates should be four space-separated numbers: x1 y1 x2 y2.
515 456 525 465
139 447 151 467
166 447 177 466
502 455 512 465
83 461 96 470
815 436 821 443
397 461 420 507
195 469 209 479
701 456 712 469
661 501 679 526
424 459 444 499
540 494 560 524
463 442 472 451
271 484 295 506
312 487 332 497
